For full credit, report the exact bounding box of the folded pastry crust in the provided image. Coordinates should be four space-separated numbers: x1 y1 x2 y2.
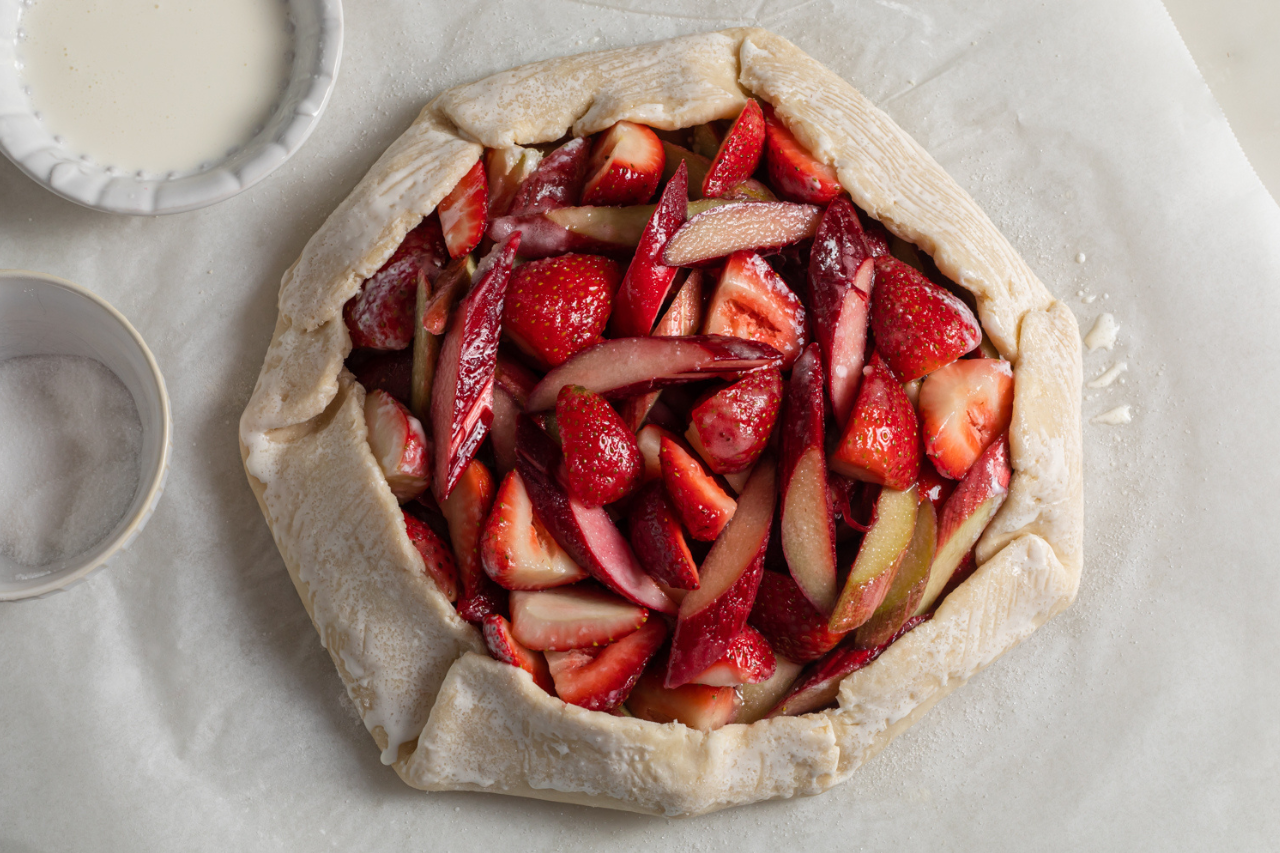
239 28 1083 817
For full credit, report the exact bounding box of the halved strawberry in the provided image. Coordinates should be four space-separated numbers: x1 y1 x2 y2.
556 385 643 506
688 625 776 686
762 105 842 204
503 254 621 368
583 121 666 207
702 250 806 368
608 161 688 338
509 136 590 216
830 353 921 491
483 613 554 694
440 459 505 623
625 669 740 730
870 256 982 382
685 367 783 474
749 570 848 663
702 99 765 198
628 481 699 590
344 217 449 350
403 510 458 601
544 618 667 711
480 470 589 590
364 389 431 502
510 586 648 651
660 436 737 541
919 358 1015 480
437 160 488 259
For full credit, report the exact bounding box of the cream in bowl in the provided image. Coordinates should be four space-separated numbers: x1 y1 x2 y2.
0 0 343 214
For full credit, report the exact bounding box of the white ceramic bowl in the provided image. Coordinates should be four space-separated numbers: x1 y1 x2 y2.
0 270 172 600
0 0 342 215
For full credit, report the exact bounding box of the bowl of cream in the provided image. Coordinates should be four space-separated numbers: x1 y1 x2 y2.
0 0 342 215
0 270 171 601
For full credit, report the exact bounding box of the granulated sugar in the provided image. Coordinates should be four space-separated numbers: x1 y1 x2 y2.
0 355 142 567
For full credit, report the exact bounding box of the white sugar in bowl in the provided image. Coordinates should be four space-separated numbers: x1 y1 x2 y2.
0 271 172 600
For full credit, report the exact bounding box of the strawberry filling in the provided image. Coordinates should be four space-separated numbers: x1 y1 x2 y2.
341 107 1015 727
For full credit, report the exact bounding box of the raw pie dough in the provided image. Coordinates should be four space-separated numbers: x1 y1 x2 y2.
239 28 1083 817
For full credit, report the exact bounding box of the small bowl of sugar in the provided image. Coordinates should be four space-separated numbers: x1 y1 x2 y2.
0 270 171 600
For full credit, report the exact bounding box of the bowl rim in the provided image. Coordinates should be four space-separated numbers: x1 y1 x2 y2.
0 0 344 215
0 269 173 601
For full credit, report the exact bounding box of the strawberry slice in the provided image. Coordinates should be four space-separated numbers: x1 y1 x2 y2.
762 105 842 204
510 585 648 651
685 367 783 474
437 160 488 259
660 435 737 541
440 459 505 623
480 470 589 590
364 389 431 502
749 570 848 663
582 121 666 207
482 613 554 694
688 625 776 686
625 669 740 730
556 385 643 506
702 99 765 198
544 618 667 711
870 256 982 382
344 217 449 350
767 614 931 717
628 481 699 590
431 234 519 501
608 161 688 338
403 510 458 601
503 253 621 369
509 136 590 216
830 353 921 491
702 251 807 368
919 357 1015 480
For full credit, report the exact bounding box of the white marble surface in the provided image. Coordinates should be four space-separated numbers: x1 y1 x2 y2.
3 1 1279 850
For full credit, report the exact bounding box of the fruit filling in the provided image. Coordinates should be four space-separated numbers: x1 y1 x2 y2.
342 100 1015 729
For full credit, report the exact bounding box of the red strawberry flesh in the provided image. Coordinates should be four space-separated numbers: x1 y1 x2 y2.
556 385 643 506
483 613 554 694
582 120 665 207
689 624 776 686
628 481 700 590
479 470 589 590
503 253 620 369
830 353 922 491
609 160 688 338
437 159 488 259
870 256 982 382
545 618 667 711
440 459 506 623
749 569 847 663
702 99 765 198
344 217 449 350
919 357 1015 480
404 510 458 601
763 104 842 204
686 366 782 474
660 436 737 541
702 251 807 369
509 136 589 216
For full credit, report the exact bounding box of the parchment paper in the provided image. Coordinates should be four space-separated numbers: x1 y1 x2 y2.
2 0 1278 849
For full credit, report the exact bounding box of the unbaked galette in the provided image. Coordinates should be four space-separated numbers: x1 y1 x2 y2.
240 28 1082 816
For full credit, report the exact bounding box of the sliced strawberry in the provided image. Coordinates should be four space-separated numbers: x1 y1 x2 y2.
483 613 554 694
870 256 982 382
702 251 807 368
625 669 740 730
554 385 643 506
510 585 648 651
862 215 892 258
583 121 666 206
403 510 458 601
364 389 431 502
919 357 1015 480
749 570 847 663
608 160 688 338
830 353 921 491
767 614 931 717
486 146 541 218
440 459 505 623
762 105 842 204
480 470 589 590
344 217 449 350
702 99 766 198
628 481 699 590
689 625 776 686
503 253 621 369
509 136 590 216
660 436 737 541
437 160 488 259
545 617 667 711
685 367 782 474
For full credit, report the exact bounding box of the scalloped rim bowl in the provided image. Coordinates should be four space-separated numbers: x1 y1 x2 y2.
0 270 172 601
0 0 343 215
